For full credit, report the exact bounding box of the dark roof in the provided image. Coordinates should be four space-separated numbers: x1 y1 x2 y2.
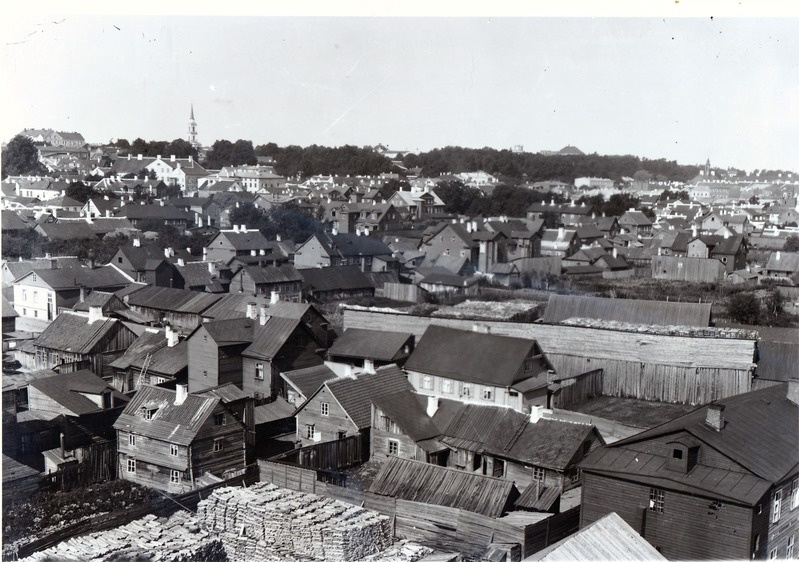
281 365 339 400
108 329 188 375
756 342 799 382
209 229 270 250
506 420 597 470
582 384 798 503
200 294 316 321
404 325 539 387
371 390 441 442
514 484 561 512
71 291 119 311
1 210 32 231
299 266 375 292
175 261 226 291
328 328 412 361
619 210 653 226
368 456 517 518
15 265 132 290
238 264 303 285
196 383 249 403
125 286 222 314
254 397 295 424
28 369 125 416
320 364 413 429
2 295 19 318
115 245 167 270
113 385 221 446
36 222 96 240
33 311 126 354
543 294 712 327
115 204 191 221
243 316 304 360
310 232 394 259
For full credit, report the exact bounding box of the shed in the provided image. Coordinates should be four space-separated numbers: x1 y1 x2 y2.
543 294 712 327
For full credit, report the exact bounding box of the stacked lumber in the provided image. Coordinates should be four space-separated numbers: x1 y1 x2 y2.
19 511 226 562
196 482 394 561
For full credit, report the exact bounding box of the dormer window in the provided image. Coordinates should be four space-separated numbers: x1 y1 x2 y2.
142 407 158 420
667 440 699 473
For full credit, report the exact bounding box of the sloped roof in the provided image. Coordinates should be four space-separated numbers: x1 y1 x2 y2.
2 295 19 318
1 210 32 231
368 456 517 518
36 222 96 240
311 232 394 258
243 316 304 360
28 369 126 416
281 365 339 400
239 264 303 285
125 286 222 314
328 328 412 361
756 342 799 383
200 294 316 321
527 512 665 561
543 294 712 327
583 384 798 497
371 390 441 443
505 419 597 470
321 364 413 429
766 251 799 273
33 311 125 354
115 204 191 221
299 265 374 292
15 265 132 290
210 229 270 250
113 385 221 446
72 291 120 311
404 325 538 387
254 397 295 424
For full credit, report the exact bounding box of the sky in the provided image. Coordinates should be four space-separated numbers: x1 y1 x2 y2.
1 4 798 172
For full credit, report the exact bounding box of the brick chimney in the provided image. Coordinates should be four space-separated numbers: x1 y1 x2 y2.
705 404 725 431
174 383 188 406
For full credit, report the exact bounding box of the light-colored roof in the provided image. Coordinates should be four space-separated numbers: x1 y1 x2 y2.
543 294 712 327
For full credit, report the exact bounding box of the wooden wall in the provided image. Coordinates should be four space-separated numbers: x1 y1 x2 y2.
550 369 603 409
296 385 356 446
343 309 756 405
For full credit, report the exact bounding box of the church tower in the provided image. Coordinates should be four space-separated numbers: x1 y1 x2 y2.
188 104 199 147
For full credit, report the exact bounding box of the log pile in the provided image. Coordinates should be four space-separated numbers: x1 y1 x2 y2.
19 511 226 562
196 482 394 561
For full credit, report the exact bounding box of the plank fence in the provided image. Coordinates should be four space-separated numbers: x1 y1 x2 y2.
550 369 603 409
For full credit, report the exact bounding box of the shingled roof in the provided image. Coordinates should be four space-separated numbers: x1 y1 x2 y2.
28 369 126 416
33 311 127 354
328 328 413 362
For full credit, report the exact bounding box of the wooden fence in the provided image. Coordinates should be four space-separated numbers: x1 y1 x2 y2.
382 282 426 303
550 369 603 409
269 433 366 471
41 439 116 493
12 464 260 561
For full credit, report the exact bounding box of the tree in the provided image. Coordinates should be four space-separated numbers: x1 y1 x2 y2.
65 181 98 203
166 139 198 159
749 195 760 205
130 138 149 157
784 235 799 252
727 292 761 325
115 139 130 150
1 135 44 178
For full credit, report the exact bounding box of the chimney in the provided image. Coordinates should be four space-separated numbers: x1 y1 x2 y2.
232 224 239 233
426 396 439 418
60 432 65 459
692 225 698 238
88 305 103 324
250 249 257 256
174 383 188 406
240 225 247 233
202 247 208 261
177 257 185 267
331 227 338 236
612 247 618 258
270 290 280 304
207 261 215 274
530 405 544 423
776 251 781 260
165 325 179 347
133 237 141 247
788 379 799 405
276 234 281 242
79 285 86 303
170 155 176 162
363 358 375 374
472 323 491 334
259 305 269 326
246 302 257 319
137 154 142 160
558 227 565 238
164 247 171 259
705 404 725 431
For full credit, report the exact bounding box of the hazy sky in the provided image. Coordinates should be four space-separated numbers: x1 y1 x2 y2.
2 12 797 172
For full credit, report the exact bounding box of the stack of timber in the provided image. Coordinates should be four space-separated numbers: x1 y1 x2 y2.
18 511 226 562
196 482 394 561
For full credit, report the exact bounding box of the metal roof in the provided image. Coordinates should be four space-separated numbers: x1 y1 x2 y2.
543 294 712 327
514 484 561 512
196 383 249 403
239 264 303 285
328 328 413 361
368 456 518 518
15 265 132 290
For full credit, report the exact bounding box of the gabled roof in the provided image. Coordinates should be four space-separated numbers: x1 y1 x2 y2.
281 365 339 401
125 286 222 314
113 385 222 446
619 210 653 226
404 325 540 387
583 384 798 498
308 231 394 259
14 264 132 290
238 264 303 285
200 294 316 321
208 229 270 250
35 221 96 240
328 328 412 361
543 294 712 327
33 311 126 354
371 390 441 443
315 364 413 429
435 401 529 456
505 419 597 470
72 291 121 312
368 456 517 518
115 204 191 221
175 261 226 291
108 329 188 375
243 316 305 360
28 369 125 416
1 210 32 231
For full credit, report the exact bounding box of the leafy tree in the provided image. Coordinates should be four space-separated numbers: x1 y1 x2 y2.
1 135 45 178
727 292 761 325
605 193 641 217
166 138 198 159
784 236 799 252
65 181 98 203
660 189 689 201
749 195 760 205
130 138 149 157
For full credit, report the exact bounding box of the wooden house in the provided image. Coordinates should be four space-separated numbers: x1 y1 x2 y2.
765 251 799 277
540 228 579 258
293 231 396 271
294 364 413 447
651 255 725 284
204 227 271 264
280 364 339 408
228 264 303 303
579 383 799 560
298 266 376 302
109 327 188 393
370 390 446 463
31 309 137 377
326 328 414 373
618 210 654 237
114 203 192 229
123 286 223 330
404 325 554 414
686 233 747 274
108 244 183 287
114 384 247 493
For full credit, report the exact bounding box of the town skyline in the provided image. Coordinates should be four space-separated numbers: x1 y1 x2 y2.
2 14 798 173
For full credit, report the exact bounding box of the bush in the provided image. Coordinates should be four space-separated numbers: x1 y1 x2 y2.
727 292 761 325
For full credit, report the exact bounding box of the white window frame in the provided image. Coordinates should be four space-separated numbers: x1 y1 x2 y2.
442 379 453 394
649 488 665 514
533 466 545 482
128 434 136 447
769 548 778 560
321 402 329 416
255 363 264 380
213 439 223 452
792 478 798 510
305 424 315 439
482 387 494 401
170 444 179 457
388 439 399 456
462 383 472 398
127 458 136 473
773 489 782 523
422 376 433 390
787 536 795 559
170 469 182 484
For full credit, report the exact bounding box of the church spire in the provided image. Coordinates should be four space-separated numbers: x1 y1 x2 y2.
188 104 198 147
190 103 195 121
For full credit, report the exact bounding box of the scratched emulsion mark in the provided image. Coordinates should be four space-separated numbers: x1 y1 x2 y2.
5 18 65 46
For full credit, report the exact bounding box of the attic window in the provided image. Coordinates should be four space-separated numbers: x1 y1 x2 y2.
142 407 158 420
31 273 37 282
672 448 683 460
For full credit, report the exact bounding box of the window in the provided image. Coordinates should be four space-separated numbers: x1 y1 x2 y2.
118 257 123 264
214 413 225 426
305 424 315 439
774 489 782 523
321 402 329 416
170 470 182 484
524 356 535 371
388 439 399 455
127 459 136 473
757 503 763 515
462 384 472 398
170 444 178 457
22 290 27 302
213 439 223 452
792 478 798 510
255 363 264 380
649 488 664 514
787 536 795 559
672 448 683 460
422 376 433 390
128 434 136 446
143 407 158 420
33 291 38 302
442 380 453 394
203 370 208 377
34 310 38 318
31 273 37 282
482 387 494 401
533 467 545 482
770 548 778 560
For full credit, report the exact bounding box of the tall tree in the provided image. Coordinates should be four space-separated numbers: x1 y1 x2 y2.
1 135 44 178
130 138 149 156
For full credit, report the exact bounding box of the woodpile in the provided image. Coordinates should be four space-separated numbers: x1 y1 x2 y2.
559 317 759 340
19 511 226 562
196 482 394 561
